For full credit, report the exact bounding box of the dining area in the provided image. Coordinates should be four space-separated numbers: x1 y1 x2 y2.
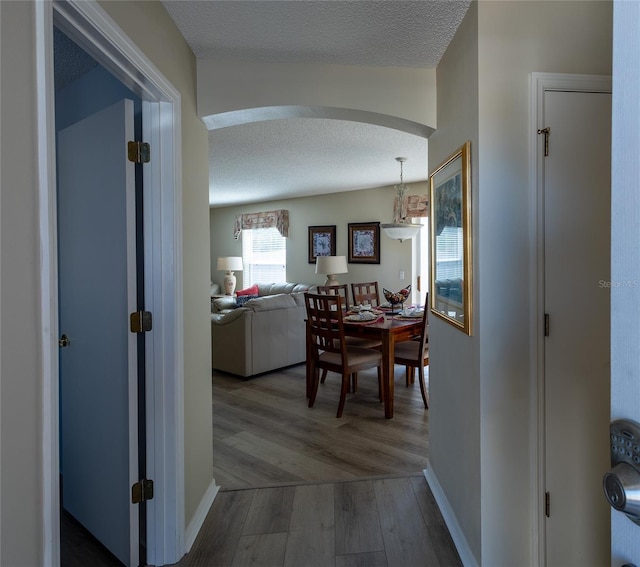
304 280 430 419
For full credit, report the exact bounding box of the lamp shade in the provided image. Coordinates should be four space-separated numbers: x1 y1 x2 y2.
216 256 243 272
316 255 348 286
381 222 423 243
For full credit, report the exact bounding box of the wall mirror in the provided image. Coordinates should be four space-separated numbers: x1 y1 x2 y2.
429 141 472 335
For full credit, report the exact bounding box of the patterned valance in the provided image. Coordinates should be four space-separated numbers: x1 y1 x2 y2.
234 209 289 239
405 195 429 218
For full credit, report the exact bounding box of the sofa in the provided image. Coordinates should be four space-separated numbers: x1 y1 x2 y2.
210 282 317 377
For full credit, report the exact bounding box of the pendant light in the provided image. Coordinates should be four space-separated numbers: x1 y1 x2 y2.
381 157 423 242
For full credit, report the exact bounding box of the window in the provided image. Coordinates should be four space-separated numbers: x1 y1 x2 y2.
242 227 287 284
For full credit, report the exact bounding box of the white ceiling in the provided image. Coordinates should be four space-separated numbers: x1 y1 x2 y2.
161 1 472 207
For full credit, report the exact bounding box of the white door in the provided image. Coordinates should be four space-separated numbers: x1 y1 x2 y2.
543 89 611 566
58 99 139 566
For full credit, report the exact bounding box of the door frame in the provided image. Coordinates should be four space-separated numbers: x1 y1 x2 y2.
529 72 612 566
36 1 185 565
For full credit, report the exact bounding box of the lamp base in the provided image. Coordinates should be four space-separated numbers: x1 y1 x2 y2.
223 271 237 295
324 274 340 286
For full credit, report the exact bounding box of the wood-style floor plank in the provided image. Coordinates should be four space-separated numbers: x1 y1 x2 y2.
231 533 288 567
242 486 295 535
373 477 440 567
336 551 389 567
334 480 384 555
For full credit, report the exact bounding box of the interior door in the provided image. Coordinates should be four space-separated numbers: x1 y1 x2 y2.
543 89 611 566
58 99 139 566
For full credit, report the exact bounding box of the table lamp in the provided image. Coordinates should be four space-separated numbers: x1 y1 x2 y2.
315 255 348 286
217 256 243 295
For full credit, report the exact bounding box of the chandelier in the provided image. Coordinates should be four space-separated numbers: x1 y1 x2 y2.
381 157 423 242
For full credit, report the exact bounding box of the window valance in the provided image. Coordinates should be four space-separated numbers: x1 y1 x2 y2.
405 195 429 219
234 209 289 239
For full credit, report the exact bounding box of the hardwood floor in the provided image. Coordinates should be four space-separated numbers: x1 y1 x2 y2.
211 362 430 489
178 475 461 567
64 363 462 566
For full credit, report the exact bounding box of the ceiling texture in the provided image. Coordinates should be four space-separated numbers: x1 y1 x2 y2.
162 0 471 207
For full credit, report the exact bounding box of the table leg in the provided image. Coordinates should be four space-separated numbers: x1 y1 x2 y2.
382 332 394 418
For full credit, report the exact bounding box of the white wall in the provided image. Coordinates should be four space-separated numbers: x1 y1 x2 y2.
429 1 613 565
210 183 428 304
611 1 640 563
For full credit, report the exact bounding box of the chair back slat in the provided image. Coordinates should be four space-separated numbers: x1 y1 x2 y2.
317 284 351 312
351 281 380 308
305 292 346 359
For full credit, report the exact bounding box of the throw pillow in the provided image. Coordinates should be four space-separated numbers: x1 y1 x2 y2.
236 283 259 297
236 294 258 307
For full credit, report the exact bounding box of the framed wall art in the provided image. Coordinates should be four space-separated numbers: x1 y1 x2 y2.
429 141 472 335
348 222 380 264
308 225 336 263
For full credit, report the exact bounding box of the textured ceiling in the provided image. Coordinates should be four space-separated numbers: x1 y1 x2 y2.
56 2 471 208
162 0 470 207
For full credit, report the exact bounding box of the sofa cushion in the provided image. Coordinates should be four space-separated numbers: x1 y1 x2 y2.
237 283 259 296
212 296 237 312
244 293 297 311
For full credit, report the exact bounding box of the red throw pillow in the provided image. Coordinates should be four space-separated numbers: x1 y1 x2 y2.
236 283 259 297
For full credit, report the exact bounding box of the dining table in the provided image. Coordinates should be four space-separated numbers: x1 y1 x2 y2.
342 311 424 418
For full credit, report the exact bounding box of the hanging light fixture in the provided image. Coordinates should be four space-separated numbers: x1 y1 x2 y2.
381 157 423 242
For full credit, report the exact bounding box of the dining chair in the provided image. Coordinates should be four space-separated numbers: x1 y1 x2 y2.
393 293 429 408
351 281 381 308
305 292 383 418
317 284 351 311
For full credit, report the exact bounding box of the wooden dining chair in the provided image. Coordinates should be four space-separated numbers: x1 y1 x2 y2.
317 284 351 311
305 292 383 418
393 293 429 408
351 281 381 308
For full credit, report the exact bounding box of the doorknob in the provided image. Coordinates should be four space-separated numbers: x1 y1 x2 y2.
58 334 70 348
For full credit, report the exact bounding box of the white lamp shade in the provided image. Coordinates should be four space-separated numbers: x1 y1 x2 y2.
217 256 243 272
381 222 423 242
315 255 348 276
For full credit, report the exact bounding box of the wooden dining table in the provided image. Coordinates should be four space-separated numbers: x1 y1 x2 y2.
343 313 423 418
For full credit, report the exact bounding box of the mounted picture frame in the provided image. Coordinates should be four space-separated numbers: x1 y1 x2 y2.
348 222 380 264
429 141 472 335
308 225 336 263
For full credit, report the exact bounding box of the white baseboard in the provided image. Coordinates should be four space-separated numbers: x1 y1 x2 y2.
423 464 479 567
184 478 220 553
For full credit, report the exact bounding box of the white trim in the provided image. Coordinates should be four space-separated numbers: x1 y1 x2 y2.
36 2 61 564
38 1 185 564
528 72 612 567
184 480 220 553
423 466 478 567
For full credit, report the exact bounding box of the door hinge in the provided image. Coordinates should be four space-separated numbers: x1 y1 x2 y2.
537 127 550 157
130 311 152 333
132 479 154 504
544 313 550 337
127 140 150 164
545 491 551 517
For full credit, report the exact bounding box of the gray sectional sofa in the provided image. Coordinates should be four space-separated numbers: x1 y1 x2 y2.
210 282 317 377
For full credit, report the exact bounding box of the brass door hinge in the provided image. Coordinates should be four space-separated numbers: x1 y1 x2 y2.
132 479 154 504
545 492 550 517
537 127 550 157
130 311 152 333
127 140 150 164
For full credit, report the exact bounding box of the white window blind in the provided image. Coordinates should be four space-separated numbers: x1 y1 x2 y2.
242 227 287 285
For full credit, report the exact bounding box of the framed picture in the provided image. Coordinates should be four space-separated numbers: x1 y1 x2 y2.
348 222 380 264
308 225 336 263
429 141 472 335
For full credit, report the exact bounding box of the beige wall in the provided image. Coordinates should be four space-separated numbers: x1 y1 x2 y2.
0 1 213 562
98 0 213 527
210 183 428 304
428 1 481 560
429 1 613 565
1 2 43 564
